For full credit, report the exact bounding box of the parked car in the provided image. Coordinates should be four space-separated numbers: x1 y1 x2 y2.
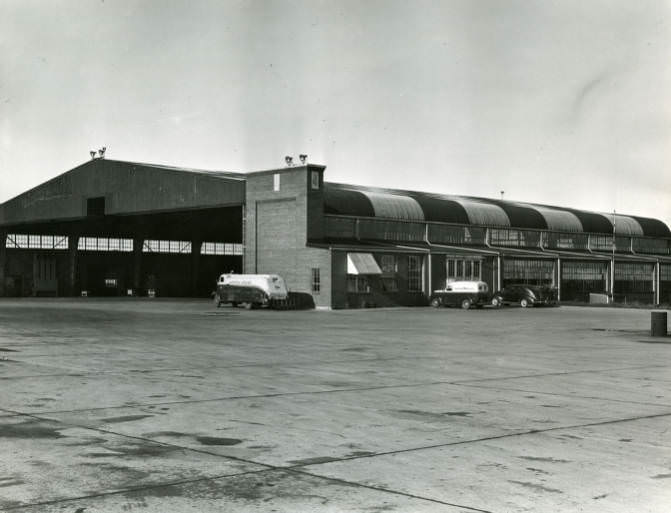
430 280 491 310
491 284 558 308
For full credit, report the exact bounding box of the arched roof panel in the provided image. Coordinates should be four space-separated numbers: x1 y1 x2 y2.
323 185 375 217
520 204 583 232
406 193 471 224
453 199 510 227
611 214 644 236
563 210 613 234
361 191 425 221
474 198 547 230
631 216 671 238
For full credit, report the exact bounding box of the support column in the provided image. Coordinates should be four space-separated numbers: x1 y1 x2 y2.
133 237 143 294
425 252 432 296
496 255 502 290
655 261 660 305
609 258 615 303
191 240 202 296
0 230 7 297
67 234 79 296
556 257 561 302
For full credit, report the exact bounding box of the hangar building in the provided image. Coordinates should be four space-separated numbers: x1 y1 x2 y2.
1 157 670 308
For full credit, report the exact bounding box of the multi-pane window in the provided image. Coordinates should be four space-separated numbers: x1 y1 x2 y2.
143 240 191 254
614 262 654 295
633 237 670 255
408 255 422 292
543 232 589 250
503 259 554 285
347 276 370 293
79 237 133 252
562 261 607 281
5 234 68 250
357 219 425 243
590 235 614 251
427 224 486 245
446 258 482 282
490 229 541 248
376 254 399 292
201 243 244 255
379 255 397 273
661 264 671 281
311 268 320 294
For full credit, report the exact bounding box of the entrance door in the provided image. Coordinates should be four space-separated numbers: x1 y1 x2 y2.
33 254 57 296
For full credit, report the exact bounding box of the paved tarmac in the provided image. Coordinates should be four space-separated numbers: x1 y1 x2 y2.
0 299 670 512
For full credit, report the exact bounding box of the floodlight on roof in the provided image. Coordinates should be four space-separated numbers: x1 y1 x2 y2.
285 155 293 167
299 154 307 164
90 150 96 159
98 147 106 159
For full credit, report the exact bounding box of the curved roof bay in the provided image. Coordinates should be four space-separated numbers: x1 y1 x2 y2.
323 183 670 237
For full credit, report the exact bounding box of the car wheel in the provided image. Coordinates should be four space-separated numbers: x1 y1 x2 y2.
491 296 502 308
231 302 238 308
461 298 471 310
520 297 530 308
244 302 253 310
430 297 441 308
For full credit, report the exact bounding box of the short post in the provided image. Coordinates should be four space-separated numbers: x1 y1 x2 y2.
651 311 667 337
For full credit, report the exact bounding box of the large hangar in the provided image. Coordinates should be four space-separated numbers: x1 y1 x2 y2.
0 159 245 298
1 157 670 308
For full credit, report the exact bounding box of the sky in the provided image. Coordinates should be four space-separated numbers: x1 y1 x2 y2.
1 0 670 225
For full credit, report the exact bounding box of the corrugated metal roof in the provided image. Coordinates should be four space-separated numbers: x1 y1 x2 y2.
610 214 644 236
454 198 510 227
322 182 670 237
361 191 425 221
522 204 583 232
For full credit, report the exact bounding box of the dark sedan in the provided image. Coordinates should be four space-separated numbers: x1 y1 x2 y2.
491 284 558 308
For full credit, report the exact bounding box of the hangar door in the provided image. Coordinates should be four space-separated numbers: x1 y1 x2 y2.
256 198 299 290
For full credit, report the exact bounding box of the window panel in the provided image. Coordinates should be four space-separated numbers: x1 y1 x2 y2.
311 268 320 294
408 255 422 292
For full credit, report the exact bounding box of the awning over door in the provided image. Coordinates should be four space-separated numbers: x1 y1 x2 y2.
347 253 382 275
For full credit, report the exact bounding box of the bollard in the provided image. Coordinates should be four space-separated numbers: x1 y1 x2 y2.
651 311 668 337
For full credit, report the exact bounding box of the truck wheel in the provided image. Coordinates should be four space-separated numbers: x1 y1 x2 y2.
461 298 471 310
520 298 530 308
213 294 221 308
430 297 441 308
244 302 253 310
491 296 502 308
231 302 238 308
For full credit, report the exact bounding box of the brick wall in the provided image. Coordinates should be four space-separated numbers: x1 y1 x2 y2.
245 165 332 308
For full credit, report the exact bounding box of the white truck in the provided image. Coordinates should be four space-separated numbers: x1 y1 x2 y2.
214 273 288 309
429 280 491 309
